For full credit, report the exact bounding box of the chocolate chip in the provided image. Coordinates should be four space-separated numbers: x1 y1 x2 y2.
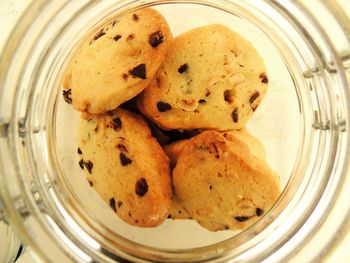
250 91 260 104
178 210 182 214
119 152 132 166
129 64 146 79
234 216 250 222
260 73 268 84
88 180 93 187
126 34 135 41
77 148 82 154
157 101 171 112
109 198 116 212
117 144 128 153
205 89 211 97
132 14 139 21
93 30 105 41
85 161 93 174
128 212 132 217
167 214 172 219
62 89 72 104
113 34 122 41
232 108 239 123
149 31 164 48
135 178 148 197
199 99 206 104
209 185 213 190
117 201 123 208
239 64 244 67
112 20 117 27
122 73 128 80
256 208 264 216
112 117 122 131
135 219 139 223
79 159 84 170
224 90 234 104
178 63 188 74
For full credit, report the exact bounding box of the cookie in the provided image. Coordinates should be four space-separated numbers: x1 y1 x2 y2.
78 108 172 227
164 140 191 220
64 8 172 114
172 130 280 231
137 24 268 131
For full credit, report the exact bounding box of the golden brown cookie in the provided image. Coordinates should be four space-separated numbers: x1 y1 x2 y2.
137 24 268 131
64 8 172 114
78 108 172 227
172 130 280 231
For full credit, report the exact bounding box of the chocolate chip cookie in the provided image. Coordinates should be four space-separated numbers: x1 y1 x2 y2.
137 24 268 130
64 8 172 114
78 108 172 227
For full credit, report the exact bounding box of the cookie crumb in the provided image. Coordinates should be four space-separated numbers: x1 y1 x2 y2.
256 208 264 216
120 152 132 166
231 108 239 123
149 31 164 48
135 178 148 197
178 63 188 74
113 34 122 41
157 101 171 112
132 14 140 21
62 89 72 104
129 64 146 79
234 216 250 222
109 198 117 212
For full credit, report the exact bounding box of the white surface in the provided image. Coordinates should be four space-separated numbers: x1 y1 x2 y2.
0 0 349 262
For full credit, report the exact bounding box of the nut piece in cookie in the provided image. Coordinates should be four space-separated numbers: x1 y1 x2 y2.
65 8 172 114
137 24 268 131
172 130 280 231
78 108 172 227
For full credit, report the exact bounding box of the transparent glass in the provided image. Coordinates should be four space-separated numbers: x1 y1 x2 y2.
0 0 349 262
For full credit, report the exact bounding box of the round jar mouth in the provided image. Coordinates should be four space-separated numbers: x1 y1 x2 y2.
0 0 349 262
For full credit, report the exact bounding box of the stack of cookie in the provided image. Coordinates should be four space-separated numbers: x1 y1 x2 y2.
62 8 280 231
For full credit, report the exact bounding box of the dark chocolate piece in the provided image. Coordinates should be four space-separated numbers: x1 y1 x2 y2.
119 152 132 166
234 216 250 222
117 201 123 208
62 89 72 104
232 108 239 123
113 34 122 41
88 180 93 187
135 178 148 197
256 208 264 216
79 159 84 170
85 160 93 174
157 101 171 112
109 198 117 212
129 64 146 79
77 148 82 155
93 30 105 41
132 14 139 21
260 73 268 84
178 63 188 74
249 91 260 104
112 117 122 131
149 31 164 48
199 99 206 104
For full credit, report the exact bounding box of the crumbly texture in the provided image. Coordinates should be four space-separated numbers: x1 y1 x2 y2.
78 108 172 227
64 8 172 114
137 24 268 131
172 130 280 231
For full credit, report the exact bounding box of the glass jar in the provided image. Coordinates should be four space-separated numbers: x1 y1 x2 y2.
0 0 349 262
